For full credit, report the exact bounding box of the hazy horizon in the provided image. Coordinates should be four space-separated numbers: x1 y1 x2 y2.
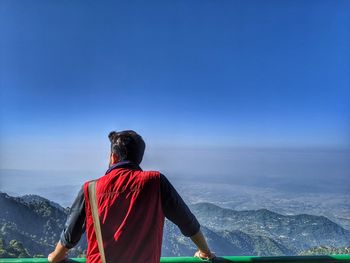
1 145 349 207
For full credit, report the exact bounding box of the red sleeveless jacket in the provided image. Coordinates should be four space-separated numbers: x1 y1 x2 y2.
83 165 165 263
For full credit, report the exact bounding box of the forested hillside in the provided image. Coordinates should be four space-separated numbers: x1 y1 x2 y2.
1 192 349 258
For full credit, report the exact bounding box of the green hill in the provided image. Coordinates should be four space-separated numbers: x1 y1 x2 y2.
0 192 85 257
299 246 350 255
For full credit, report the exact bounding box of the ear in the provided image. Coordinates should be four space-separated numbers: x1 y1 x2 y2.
110 152 119 165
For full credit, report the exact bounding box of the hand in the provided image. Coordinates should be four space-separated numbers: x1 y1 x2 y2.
48 241 69 263
47 251 67 263
194 250 216 260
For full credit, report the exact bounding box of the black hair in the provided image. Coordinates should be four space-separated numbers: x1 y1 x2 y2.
108 130 145 164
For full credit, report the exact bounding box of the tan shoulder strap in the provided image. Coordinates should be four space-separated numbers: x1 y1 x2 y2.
88 181 107 263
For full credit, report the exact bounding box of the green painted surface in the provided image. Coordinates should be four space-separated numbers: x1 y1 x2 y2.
0 255 350 263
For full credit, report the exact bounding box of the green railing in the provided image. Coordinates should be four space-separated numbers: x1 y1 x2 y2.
1 255 350 263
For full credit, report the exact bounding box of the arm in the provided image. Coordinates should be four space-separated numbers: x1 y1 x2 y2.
160 174 214 259
48 186 86 262
190 230 215 259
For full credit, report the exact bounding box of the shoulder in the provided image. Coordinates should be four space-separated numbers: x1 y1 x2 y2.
82 179 98 197
141 170 161 180
83 179 96 189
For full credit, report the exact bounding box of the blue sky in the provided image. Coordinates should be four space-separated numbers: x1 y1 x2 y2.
1 0 350 172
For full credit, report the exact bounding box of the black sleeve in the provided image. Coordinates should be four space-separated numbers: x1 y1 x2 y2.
59 186 86 249
160 174 200 237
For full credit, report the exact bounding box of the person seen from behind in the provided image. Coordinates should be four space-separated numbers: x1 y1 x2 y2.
48 130 215 263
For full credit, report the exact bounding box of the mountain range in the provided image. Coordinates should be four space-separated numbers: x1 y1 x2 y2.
190 202 350 252
0 192 349 258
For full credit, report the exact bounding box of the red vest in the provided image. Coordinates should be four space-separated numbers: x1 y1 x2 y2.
83 167 165 263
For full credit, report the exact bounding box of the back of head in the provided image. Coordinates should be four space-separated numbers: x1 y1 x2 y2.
108 130 146 164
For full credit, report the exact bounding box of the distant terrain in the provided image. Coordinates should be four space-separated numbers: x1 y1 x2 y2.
1 192 349 258
175 179 350 231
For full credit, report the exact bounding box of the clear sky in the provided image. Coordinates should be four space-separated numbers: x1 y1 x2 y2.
1 0 350 173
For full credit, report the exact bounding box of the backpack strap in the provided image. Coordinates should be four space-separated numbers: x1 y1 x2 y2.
88 181 107 263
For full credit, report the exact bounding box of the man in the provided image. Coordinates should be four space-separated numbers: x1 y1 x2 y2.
48 130 214 263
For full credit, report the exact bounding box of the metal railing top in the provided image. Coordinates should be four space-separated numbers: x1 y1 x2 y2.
0 255 350 263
